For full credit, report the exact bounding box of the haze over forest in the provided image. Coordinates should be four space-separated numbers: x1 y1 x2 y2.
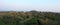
0 0 60 25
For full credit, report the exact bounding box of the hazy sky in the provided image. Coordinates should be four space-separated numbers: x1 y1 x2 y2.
0 0 60 12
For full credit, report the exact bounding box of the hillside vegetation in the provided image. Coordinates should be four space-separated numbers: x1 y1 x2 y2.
0 11 60 25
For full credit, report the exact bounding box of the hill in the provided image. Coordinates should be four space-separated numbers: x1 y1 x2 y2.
0 11 60 25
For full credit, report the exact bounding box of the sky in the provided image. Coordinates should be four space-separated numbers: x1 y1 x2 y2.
0 0 60 12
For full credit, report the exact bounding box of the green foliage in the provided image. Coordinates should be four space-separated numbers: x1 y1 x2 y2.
0 11 60 25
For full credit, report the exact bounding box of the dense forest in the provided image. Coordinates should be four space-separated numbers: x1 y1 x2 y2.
0 10 60 25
